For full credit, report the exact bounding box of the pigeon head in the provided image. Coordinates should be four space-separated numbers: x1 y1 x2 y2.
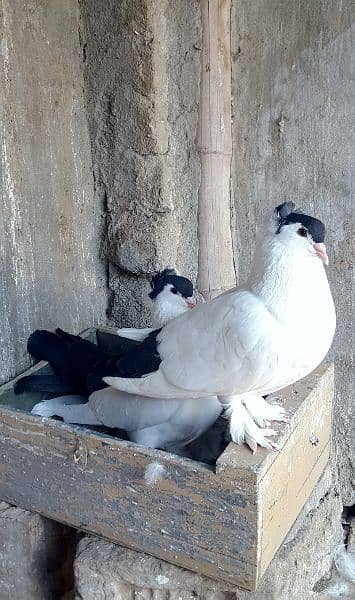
149 268 195 325
274 202 328 265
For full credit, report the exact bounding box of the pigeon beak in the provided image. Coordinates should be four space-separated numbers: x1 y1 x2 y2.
186 298 196 309
314 242 329 266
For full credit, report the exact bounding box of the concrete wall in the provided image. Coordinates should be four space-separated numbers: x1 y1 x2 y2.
230 0 354 505
0 0 107 384
79 0 201 327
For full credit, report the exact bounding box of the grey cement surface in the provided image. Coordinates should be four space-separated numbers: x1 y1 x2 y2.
0 0 107 385
80 0 201 327
230 0 354 504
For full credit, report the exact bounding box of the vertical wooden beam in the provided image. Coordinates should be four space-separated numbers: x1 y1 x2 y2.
197 0 236 300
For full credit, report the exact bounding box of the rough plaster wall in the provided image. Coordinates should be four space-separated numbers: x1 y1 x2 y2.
0 0 107 384
230 0 354 504
79 0 201 327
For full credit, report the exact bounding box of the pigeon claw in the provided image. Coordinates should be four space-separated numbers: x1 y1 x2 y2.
242 395 289 428
229 404 279 453
244 427 278 454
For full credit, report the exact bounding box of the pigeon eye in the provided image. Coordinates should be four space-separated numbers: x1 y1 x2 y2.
297 227 308 238
171 287 178 295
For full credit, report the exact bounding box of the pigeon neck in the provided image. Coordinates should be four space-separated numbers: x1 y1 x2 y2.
152 297 187 327
247 237 331 319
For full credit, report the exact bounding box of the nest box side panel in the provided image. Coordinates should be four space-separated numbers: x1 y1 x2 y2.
257 364 333 579
0 407 259 590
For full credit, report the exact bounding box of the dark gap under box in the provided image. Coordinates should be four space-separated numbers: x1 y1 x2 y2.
0 327 333 591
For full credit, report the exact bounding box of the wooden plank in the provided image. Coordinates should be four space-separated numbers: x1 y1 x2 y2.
0 407 258 589
216 363 333 588
258 365 333 578
217 363 333 479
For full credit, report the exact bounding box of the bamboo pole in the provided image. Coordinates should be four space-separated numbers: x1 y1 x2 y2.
197 0 236 300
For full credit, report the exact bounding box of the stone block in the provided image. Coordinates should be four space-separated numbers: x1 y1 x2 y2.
0 502 75 600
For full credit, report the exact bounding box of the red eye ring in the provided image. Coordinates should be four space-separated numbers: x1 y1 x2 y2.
297 227 308 237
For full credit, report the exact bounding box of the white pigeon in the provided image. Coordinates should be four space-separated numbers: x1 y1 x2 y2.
31 390 221 452
103 202 336 453
30 269 223 452
118 268 196 342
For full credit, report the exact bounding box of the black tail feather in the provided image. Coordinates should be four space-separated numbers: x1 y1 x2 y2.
27 330 66 366
22 328 149 398
25 329 108 395
55 328 81 343
14 374 75 396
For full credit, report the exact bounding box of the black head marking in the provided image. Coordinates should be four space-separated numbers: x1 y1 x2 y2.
275 203 325 243
150 268 177 294
282 213 325 243
275 201 295 221
149 268 193 300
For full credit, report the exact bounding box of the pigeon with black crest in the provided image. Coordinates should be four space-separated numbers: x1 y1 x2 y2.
118 267 196 342
15 268 196 396
23 267 223 453
100 202 336 453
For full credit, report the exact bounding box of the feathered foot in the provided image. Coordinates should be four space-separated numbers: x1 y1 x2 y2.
242 394 289 428
221 395 280 454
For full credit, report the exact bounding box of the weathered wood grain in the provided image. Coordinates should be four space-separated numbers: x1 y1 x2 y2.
0 408 257 589
0 335 333 590
258 365 333 579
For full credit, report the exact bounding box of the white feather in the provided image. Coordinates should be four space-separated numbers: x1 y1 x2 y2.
151 285 190 327
116 327 154 342
144 462 166 485
116 284 192 341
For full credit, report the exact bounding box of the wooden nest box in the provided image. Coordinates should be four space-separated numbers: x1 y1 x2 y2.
0 328 333 591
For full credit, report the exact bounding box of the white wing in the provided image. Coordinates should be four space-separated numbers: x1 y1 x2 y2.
89 387 220 433
32 396 101 424
105 290 286 398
